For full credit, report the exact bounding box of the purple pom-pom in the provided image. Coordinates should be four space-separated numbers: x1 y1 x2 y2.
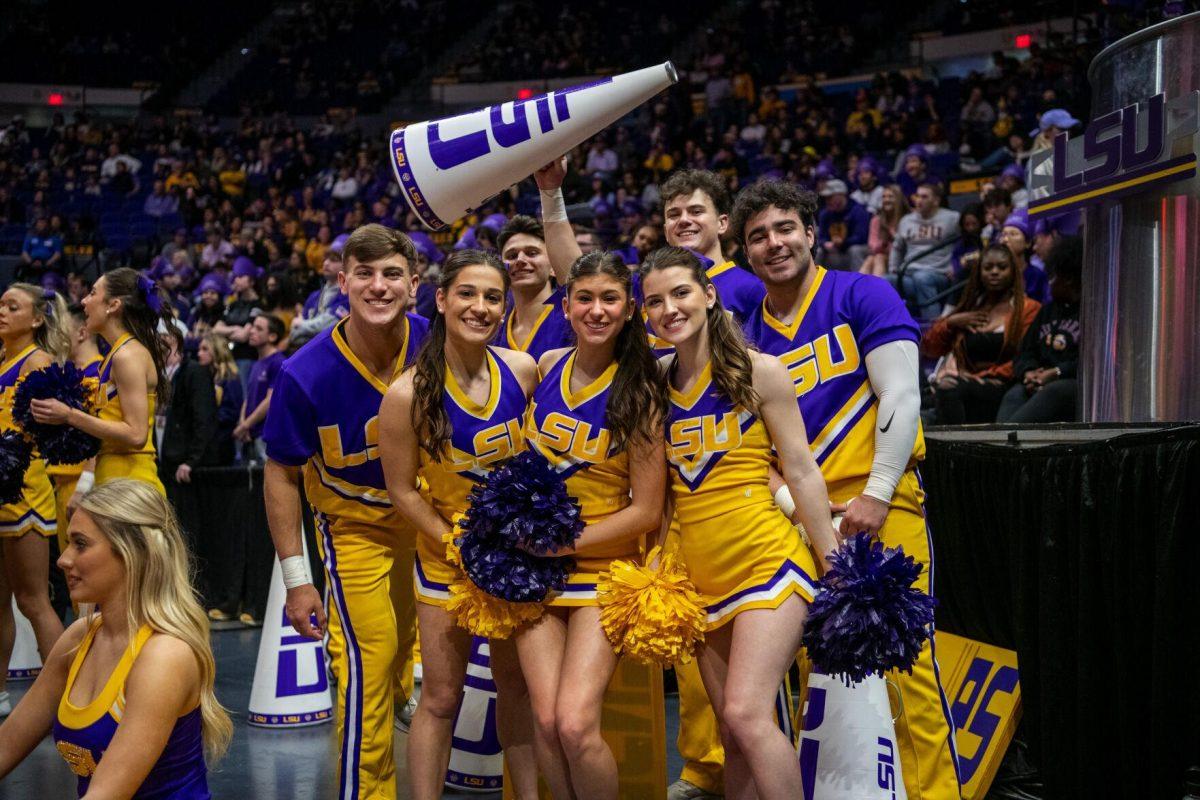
12 363 101 465
0 430 33 505
802 532 937 684
458 451 584 602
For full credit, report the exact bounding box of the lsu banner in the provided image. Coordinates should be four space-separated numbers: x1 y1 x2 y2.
1027 90 1199 218
389 63 677 230
936 632 1021 800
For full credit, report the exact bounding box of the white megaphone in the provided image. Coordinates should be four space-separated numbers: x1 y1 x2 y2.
389 62 678 230
445 636 503 793
8 598 41 680
796 671 907 800
247 541 333 728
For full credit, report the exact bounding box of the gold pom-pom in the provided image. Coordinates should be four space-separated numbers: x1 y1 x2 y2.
446 575 544 639
597 547 706 666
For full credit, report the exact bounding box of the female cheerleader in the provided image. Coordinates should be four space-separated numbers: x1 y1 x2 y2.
379 250 538 800
30 268 170 494
516 252 667 799
0 283 69 661
639 247 840 800
0 479 231 797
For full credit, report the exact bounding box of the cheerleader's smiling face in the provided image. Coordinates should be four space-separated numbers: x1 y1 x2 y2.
58 510 126 606
641 265 715 346
565 274 631 347
0 288 38 342
438 264 507 344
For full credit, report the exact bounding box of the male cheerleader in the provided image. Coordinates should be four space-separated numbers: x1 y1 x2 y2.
537 161 765 800
263 224 428 800
495 213 574 360
732 179 961 800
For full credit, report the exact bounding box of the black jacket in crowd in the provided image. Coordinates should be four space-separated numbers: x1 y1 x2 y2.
1012 300 1080 381
159 357 219 471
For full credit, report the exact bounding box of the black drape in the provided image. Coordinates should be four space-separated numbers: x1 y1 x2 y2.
922 425 1200 800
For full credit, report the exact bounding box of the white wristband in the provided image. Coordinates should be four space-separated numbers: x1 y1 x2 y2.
773 484 795 518
540 188 568 223
75 471 95 495
280 555 312 590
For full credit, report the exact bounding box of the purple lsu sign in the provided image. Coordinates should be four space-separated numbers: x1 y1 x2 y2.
1028 91 1199 218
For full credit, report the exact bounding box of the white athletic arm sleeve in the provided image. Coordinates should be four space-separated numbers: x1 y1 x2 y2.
862 339 922 504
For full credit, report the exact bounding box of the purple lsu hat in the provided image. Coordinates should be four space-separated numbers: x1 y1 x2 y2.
197 275 227 296
231 256 261 280
407 230 444 264
904 144 928 162
1002 209 1032 239
1033 210 1081 237
329 233 351 253
480 213 509 233
1000 162 1027 184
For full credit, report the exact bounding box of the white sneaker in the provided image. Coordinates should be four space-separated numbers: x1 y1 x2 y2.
667 779 722 800
0 691 11 717
394 696 417 732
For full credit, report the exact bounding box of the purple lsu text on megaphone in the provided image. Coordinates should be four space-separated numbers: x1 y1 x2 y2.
389 62 678 230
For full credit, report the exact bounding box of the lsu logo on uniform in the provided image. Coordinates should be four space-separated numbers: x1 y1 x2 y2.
318 417 380 469
668 410 746 464
442 419 523 475
525 401 611 467
778 323 860 397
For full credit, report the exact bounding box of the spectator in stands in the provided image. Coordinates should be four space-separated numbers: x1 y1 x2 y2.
817 179 871 271
164 160 199 194
160 228 194 269
922 243 1041 424
959 86 996 157
157 323 218 492
616 223 661 266
999 210 1050 304
997 235 1082 423
200 226 235 271
291 245 348 347
997 162 1029 208
888 182 960 319
233 313 285 460
895 145 935 200
304 224 332 274
212 257 262 384
144 180 179 219
18 217 64 280
190 275 227 337
850 158 884 214
109 160 138 197
981 186 1013 244
863 184 908 277
99 142 141 180
1029 108 1081 155
575 227 600 255
261 271 301 334
584 136 619 179
196 333 241 467
951 203 985 281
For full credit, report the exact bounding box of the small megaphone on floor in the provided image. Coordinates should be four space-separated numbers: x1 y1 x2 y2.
445 636 503 793
247 541 333 728
8 598 41 680
389 62 678 230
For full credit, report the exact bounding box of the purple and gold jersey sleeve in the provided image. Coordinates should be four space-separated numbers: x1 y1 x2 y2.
848 274 921 356
263 366 318 467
